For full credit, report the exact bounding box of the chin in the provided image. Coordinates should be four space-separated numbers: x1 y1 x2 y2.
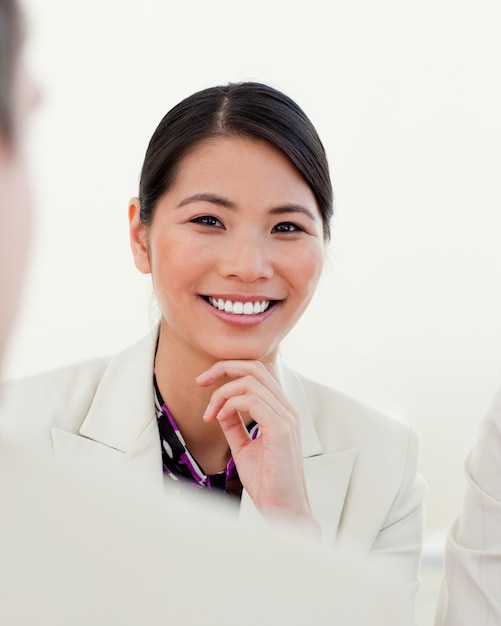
207 343 278 363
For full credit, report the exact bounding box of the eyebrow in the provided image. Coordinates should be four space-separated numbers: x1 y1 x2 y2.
176 193 236 210
269 205 317 221
176 193 317 221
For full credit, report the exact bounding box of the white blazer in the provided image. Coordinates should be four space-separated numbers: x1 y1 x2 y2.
434 384 501 625
0 330 426 586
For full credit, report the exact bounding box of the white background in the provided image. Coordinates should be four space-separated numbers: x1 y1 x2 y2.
6 0 501 538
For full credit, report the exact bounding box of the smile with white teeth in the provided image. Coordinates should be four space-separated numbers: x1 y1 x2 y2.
207 297 271 315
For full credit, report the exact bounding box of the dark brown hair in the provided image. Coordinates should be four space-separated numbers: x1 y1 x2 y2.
138 82 333 238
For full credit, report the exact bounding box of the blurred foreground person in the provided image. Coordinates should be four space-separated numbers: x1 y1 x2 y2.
435 384 501 625
0 0 36 359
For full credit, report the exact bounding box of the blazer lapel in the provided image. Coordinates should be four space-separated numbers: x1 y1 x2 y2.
51 331 164 491
240 359 358 544
302 449 357 544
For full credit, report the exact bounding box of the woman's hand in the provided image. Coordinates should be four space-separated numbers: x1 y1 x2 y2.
196 360 320 533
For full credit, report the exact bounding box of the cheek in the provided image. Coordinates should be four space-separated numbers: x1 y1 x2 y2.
293 244 324 292
153 227 219 270
0 158 33 268
148 234 206 292
0 157 33 354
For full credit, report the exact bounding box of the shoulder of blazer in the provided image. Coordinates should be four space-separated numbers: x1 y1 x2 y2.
280 363 415 455
0 355 110 436
0 331 158 442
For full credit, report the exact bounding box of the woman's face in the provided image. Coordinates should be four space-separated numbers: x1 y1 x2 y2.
130 136 325 365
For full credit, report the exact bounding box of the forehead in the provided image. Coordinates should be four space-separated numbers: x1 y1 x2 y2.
173 136 317 203
180 135 288 169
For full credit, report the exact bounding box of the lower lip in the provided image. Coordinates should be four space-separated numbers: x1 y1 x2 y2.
200 297 280 326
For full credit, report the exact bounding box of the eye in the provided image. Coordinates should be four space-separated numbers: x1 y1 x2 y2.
191 215 224 228
272 222 304 234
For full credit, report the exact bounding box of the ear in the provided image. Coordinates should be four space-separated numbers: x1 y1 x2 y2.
128 197 151 275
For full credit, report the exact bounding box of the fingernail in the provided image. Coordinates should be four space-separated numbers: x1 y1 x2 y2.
202 404 212 421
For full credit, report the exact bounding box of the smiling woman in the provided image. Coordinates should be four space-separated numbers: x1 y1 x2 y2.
0 81 426 615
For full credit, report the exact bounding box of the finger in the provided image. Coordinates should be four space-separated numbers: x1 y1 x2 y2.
197 360 280 390
216 393 294 447
197 361 295 419
203 375 297 430
213 406 253 458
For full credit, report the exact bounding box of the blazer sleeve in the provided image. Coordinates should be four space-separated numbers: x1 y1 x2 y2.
434 387 501 626
370 426 427 585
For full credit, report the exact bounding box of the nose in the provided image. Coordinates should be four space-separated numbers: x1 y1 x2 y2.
219 234 274 282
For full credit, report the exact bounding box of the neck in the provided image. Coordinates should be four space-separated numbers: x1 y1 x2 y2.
154 324 231 474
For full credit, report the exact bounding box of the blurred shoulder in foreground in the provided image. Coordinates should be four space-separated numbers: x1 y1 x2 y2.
435 384 501 625
0 436 415 626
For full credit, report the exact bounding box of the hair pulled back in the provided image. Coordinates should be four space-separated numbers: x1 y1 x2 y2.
139 82 333 239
